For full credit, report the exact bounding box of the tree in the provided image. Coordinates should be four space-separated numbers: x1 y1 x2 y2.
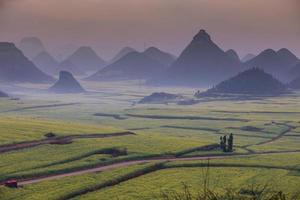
220 136 225 152
222 135 227 152
228 133 234 152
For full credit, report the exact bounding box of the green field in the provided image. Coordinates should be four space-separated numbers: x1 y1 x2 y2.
0 81 300 199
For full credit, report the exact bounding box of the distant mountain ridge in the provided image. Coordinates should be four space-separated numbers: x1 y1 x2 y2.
0 42 54 83
110 47 137 64
3 31 299 87
241 54 256 62
148 29 242 86
18 37 45 59
198 68 287 97
33 51 59 75
49 71 85 93
277 48 299 64
87 51 165 80
143 47 176 67
243 48 299 81
57 60 84 76
225 49 240 62
64 46 106 74
87 47 174 81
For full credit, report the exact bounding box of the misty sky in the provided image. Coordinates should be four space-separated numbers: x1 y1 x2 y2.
0 0 299 60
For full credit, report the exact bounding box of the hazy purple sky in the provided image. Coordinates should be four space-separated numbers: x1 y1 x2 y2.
0 0 299 60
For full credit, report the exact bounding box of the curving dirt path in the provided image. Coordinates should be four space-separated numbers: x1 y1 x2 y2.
243 122 296 148
1 122 300 187
16 155 236 186
0 132 135 153
13 150 300 186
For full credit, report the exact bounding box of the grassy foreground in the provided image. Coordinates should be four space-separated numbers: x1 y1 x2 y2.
1 81 300 199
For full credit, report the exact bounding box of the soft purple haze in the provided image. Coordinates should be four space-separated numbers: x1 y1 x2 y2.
0 0 299 60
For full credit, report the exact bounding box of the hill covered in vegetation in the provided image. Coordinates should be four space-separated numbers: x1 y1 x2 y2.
197 68 287 97
139 92 182 104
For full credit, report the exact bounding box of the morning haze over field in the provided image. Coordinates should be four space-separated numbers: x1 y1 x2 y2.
1 0 300 199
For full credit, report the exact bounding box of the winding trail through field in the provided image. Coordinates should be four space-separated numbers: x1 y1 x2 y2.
2 121 300 188
12 149 300 186
0 132 135 153
254 125 293 146
243 122 296 148
14 155 240 186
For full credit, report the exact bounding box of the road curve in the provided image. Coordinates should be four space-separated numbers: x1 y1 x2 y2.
0 132 135 154
16 150 300 186
17 155 231 186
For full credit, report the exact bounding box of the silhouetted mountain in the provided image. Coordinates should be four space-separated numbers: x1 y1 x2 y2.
0 42 54 83
18 37 45 59
139 92 182 104
58 60 84 76
49 71 85 93
33 51 59 75
65 46 106 72
87 51 165 80
148 30 241 86
245 49 278 68
143 47 176 67
197 68 287 97
277 48 299 64
241 54 256 62
0 89 8 97
110 47 137 64
244 48 299 81
56 44 78 61
225 49 240 62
